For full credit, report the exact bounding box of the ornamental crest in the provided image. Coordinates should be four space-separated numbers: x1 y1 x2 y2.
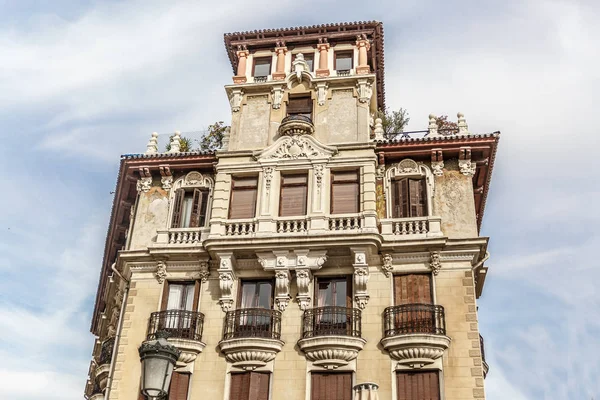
253 134 337 162
397 159 420 174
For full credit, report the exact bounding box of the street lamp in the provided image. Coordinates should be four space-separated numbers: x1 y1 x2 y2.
138 332 180 399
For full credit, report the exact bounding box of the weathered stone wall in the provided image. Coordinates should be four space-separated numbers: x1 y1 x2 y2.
316 89 358 143
232 95 271 150
129 185 169 250
433 159 478 238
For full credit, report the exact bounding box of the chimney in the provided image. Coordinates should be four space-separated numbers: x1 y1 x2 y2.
353 382 379 400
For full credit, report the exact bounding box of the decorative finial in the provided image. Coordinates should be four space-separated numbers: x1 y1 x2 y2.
457 112 469 135
168 131 181 153
428 114 439 137
145 132 159 154
374 118 384 141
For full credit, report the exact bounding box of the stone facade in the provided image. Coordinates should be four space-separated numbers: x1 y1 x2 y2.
85 21 500 400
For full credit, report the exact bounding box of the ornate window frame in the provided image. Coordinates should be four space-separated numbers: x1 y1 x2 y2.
384 159 435 218
167 171 214 228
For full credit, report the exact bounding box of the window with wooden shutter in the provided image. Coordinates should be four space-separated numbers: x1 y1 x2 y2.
229 176 258 219
331 170 360 215
279 174 308 217
168 372 190 400
230 372 270 400
392 178 426 218
394 274 433 305
287 95 313 118
396 370 440 400
171 188 209 228
311 372 352 400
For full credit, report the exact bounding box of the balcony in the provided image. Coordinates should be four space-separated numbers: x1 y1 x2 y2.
297 306 366 369
379 216 443 240
94 337 114 392
278 114 315 136
380 304 451 369
218 308 284 370
480 334 489 378
146 310 206 365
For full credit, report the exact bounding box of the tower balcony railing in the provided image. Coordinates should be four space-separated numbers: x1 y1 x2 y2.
380 304 451 368
298 306 366 369
278 114 315 136
379 216 443 239
97 336 115 366
146 310 205 342
219 308 284 370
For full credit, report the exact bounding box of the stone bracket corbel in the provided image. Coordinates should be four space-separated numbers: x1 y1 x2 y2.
197 261 210 282
159 165 173 190
431 149 444 177
136 167 152 193
271 85 284 109
429 252 442 275
274 268 291 311
155 260 168 284
356 78 373 104
295 268 313 311
381 254 393 277
217 253 236 312
229 88 244 112
316 82 328 106
351 248 370 309
458 147 476 176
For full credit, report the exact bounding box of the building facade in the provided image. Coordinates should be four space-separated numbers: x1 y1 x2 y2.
85 21 499 400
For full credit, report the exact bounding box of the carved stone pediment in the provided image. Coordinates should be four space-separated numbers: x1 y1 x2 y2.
253 134 337 163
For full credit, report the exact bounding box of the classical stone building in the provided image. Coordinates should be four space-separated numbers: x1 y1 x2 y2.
85 21 499 400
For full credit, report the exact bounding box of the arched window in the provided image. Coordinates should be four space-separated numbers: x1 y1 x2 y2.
168 172 214 228
385 159 434 218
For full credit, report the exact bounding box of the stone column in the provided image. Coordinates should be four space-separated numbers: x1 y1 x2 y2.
233 49 249 84
356 37 371 74
316 41 330 77
272 46 287 80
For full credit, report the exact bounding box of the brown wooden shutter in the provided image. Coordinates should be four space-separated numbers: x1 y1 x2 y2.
230 373 251 400
415 178 426 217
311 373 352 400
287 96 313 115
396 371 440 400
331 171 359 214
280 174 308 217
192 280 201 312
229 177 258 219
394 274 432 305
392 180 401 218
199 189 209 226
400 178 409 218
188 188 203 228
171 189 185 228
168 372 190 400
248 372 269 400
160 280 171 311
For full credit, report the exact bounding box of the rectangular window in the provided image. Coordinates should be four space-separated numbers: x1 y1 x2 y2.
253 57 272 78
334 51 353 71
168 372 190 400
279 174 308 217
240 280 273 309
229 176 258 219
311 372 352 400
171 188 209 228
396 371 440 400
316 277 351 307
394 274 434 334
163 282 196 311
230 372 270 400
392 178 426 218
287 95 313 119
160 281 200 334
292 53 314 71
331 170 360 214
314 277 352 335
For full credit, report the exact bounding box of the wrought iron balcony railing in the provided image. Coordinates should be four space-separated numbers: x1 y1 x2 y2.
254 76 268 83
97 337 115 365
222 308 282 340
383 304 446 337
146 309 205 342
480 333 489 377
278 114 315 136
336 69 351 76
302 306 362 338
281 114 312 125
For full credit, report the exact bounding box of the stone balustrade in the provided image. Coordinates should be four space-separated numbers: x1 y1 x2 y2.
379 216 443 239
224 219 257 236
155 227 208 245
328 214 364 231
276 217 308 233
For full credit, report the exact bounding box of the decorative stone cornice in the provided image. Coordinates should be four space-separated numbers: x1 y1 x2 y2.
431 149 444 177
219 338 284 370
459 146 476 176
380 334 451 369
298 336 366 369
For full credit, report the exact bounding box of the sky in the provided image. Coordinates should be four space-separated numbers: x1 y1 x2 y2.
0 0 598 399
